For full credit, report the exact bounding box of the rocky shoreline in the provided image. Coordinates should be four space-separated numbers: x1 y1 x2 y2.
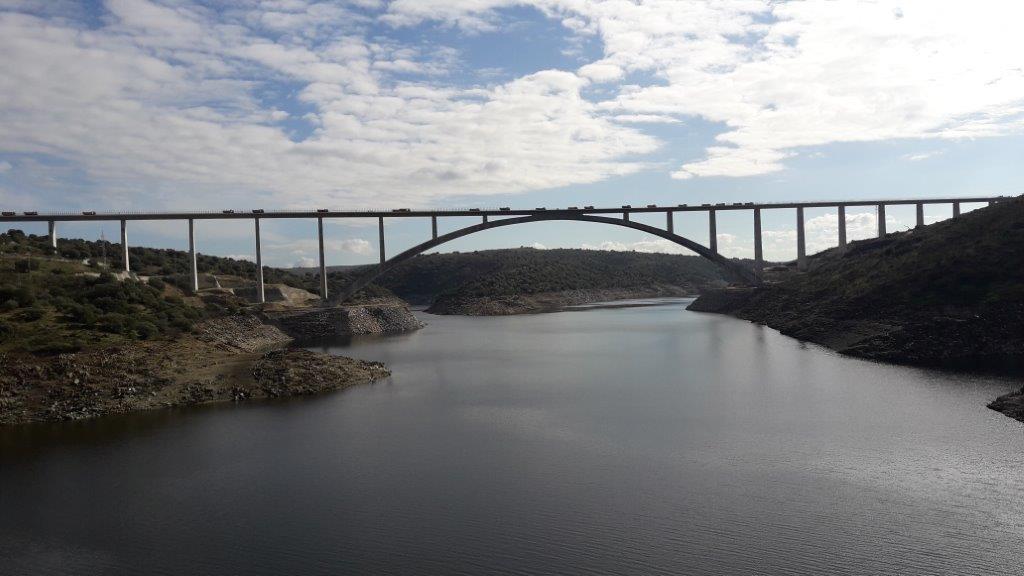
0 302 422 426
427 285 696 315
266 299 424 338
688 287 1024 423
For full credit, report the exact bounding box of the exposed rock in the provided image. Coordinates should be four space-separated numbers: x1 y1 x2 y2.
192 315 292 353
266 301 423 339
428 285 696 316
988 388 1024 423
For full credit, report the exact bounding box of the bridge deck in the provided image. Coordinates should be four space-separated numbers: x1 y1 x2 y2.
0 196 1010 222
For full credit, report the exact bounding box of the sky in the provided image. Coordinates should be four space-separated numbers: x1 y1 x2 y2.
0 0 1022 267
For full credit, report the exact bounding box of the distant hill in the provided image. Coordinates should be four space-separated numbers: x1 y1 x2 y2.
689 197 1024 375
328 247 729 313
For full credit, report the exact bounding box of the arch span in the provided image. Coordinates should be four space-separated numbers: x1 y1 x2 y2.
336 213 759 302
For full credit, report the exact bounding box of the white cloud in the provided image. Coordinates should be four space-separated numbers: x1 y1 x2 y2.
530 242 547 250
387 1 1024 179
0 160 11 173
1 0 1023 213
903 150 945 162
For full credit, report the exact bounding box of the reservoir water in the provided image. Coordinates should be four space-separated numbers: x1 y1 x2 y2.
1 299 1022 575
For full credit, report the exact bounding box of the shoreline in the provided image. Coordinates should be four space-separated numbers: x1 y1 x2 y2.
688 287 1024 424
425 285 701 316
0 302 425 426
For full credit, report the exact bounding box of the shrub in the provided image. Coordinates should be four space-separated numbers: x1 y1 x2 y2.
0 320 13 341
148 277 166 290
13 307 45 322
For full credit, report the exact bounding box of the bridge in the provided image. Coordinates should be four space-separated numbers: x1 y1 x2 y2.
1 196 1009 303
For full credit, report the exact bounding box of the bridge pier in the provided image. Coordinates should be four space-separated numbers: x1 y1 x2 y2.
482 214 488 224
708 209 717 254
837 205 847 253
623 211 629 222
317 217 327 301
188 219 198 293
120 219 129 272
796 207 806 271
666 211 673 234
953 201 961 218
254 218 265 304
877 203 886 237
753 208 763 271
916 202 924 228
47 220 56 251
431 216 438 239
378 217 385 265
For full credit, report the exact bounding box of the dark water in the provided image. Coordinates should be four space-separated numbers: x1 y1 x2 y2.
2 299 1023 575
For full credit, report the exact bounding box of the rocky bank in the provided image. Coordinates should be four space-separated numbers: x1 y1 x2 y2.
687 198 1024 424
427 285 696 316
0 308 401 426
265 299 424 338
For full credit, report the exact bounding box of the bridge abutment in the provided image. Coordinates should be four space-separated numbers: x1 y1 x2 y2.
47 220 56 251
753 208 763 271
796 207 806 271
837 205 847 253
120 219 129 272
188 219 198 293
708 209 717 254
254 218 265 304
318 216 327 301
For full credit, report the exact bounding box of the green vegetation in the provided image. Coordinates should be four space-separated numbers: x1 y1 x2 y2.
331 247 727 305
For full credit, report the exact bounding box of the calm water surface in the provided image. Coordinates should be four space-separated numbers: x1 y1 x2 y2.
1 299 1022 575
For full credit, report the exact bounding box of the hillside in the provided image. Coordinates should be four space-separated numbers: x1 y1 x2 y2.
330 247 729 314
686 198 1024 420
0 230 405 424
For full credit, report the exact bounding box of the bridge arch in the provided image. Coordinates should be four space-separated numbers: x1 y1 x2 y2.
337 213 759 302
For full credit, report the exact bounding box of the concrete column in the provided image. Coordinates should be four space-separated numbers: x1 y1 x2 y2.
378 216 385 265
753 208 763 271
915 203 924 228
317 217 327 301
666 211 674 234
796 207 807 271
431 216 438 239
120 219 130 272
188 219 198 293
708 209 717 253
877 203 886 237
254 218 265 304
837 205 847 253
953 201 961 218
48 221 57 251
483 214 488 224
623 211 630 222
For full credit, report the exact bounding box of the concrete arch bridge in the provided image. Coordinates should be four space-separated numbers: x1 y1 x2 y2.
335 212 759 303
1 196 1007 303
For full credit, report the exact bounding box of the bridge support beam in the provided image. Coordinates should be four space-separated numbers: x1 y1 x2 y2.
837 205 847 253
378 217 385 265
482 214 488 224
317 217 327 301
666 211 674 234
915 202 924 228
796 207 806 271
753 208 763 271
254 218 265 304
188 219 198 293
431 216 438 239
120 219 129 272
47 220 56 251
623 211 629 222
953 201 961 218
877 203 886 237
708 209 717 254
